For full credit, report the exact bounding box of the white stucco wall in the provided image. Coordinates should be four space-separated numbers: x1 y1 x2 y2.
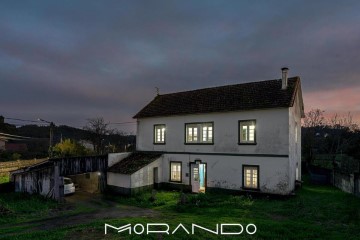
107 157 163 189
136 108 289 155
160 153 291 194
288 91 302 190
131 158 163 188
133 97 303 194
107 172 131 188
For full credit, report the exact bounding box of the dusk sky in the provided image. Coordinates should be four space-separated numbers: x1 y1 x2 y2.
1 0 360 134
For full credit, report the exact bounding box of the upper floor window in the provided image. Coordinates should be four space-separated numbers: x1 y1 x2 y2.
154 124 166 144
185 122 213 144
239 120 256 144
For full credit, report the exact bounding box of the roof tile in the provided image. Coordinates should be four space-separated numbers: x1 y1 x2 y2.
134 77 300 118
107 152 162 174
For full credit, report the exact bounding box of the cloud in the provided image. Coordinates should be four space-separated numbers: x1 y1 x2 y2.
1 0 360 133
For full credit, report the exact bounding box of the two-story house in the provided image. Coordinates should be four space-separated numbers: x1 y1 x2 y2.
107 68 304 195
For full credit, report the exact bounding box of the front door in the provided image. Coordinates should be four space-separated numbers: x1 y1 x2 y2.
191 163 206 193
191 164 200 193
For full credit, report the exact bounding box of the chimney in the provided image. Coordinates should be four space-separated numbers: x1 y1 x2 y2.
281 67 289 90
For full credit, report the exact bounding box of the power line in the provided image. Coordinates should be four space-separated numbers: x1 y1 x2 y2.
0 132 32 139
109 121 136 125
0 132 46 140
4 117 40 123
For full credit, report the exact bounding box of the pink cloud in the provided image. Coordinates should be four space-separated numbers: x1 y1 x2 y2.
304 86 360 124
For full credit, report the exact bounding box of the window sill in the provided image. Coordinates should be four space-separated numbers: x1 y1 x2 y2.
238 142 257 145
153 143 166 145
169 180 182 183
184 143 214 145
242 187 260 191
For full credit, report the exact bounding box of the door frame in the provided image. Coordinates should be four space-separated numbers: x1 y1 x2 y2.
189 159 207 192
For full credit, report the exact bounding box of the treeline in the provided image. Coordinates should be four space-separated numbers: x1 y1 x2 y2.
0 117 135 160
302 109 360 165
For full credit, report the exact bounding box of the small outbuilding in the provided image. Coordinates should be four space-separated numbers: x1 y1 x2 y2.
10 155 109 200
107 152 163 195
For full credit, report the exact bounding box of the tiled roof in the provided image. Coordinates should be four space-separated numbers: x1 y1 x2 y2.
107 152 162 174
134 77 300 118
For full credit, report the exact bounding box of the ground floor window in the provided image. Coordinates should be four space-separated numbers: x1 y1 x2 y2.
170 162 182 182
243 165 259 189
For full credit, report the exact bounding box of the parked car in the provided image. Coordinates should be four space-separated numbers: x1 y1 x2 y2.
63 177 75 195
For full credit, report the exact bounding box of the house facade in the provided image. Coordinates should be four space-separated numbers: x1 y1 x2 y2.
108 68 304 195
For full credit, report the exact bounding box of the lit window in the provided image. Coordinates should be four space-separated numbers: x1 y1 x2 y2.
186 123 213 143
239 120 256 144
170 162 181 182
243 166 259 189
154 124 166 144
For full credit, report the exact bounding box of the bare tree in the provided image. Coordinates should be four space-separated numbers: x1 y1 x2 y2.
83 117 113 154
328 112 359 157
302 109 326 128
302 109 326 164
302 109 359 163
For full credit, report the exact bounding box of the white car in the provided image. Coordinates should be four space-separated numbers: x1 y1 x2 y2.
64 177 75 195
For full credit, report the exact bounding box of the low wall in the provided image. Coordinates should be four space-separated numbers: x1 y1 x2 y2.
334 172 359 197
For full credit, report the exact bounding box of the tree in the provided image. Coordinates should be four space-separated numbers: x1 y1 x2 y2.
83 117 113 154
302 109 360 174
53 139 89 157
327 113 359 157
302 109 326 165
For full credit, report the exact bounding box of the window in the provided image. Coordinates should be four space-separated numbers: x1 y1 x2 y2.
185 122 213 144
170 162 182 182
239 120 256 144
243 165 259 189
154 124 166 144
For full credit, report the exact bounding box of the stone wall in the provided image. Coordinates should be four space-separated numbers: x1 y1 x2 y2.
334 171 360 197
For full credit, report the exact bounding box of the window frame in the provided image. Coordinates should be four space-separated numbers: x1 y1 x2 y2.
153 124 166 145
169 161 182 183
238 119 257 145
242 165 260 190
184 122 214 145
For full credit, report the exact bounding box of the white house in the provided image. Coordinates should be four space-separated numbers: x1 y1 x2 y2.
107 68 304 195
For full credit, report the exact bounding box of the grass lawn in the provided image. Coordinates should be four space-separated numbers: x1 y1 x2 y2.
0 175 9 184
0 179 359 240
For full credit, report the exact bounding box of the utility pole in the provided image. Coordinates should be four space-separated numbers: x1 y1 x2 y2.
38 118 55 158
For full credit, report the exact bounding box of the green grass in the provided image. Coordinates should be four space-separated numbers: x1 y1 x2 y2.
1 180 359 239
0 193 59 225
0 175 9 184
101 185 359 239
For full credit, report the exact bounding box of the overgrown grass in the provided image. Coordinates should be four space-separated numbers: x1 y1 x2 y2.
1 181 360 239
0 193 58 224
